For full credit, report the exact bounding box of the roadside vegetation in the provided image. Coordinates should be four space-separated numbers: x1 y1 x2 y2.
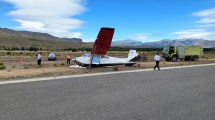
0 48 214 79
0 62 6 70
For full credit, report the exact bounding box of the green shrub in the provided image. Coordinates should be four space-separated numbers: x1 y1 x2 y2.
0 62 4 65
60 63 65 66
19 52 23 55
179 63 184 65
6 52 11 55
24 66 28 69
0 65 6 70
112 66 118 71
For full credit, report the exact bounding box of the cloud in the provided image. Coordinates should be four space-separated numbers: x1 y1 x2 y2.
192 8 215 17
172 7 215 40
196 24 215 28
132 33 149 40
192 7 215 24
82 38 95 42
196 17 215 23
128 33 168 42
1 0 87 38
127 33 151 42
172 29 215 40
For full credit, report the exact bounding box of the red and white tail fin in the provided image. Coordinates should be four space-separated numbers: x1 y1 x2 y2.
91 27 115 55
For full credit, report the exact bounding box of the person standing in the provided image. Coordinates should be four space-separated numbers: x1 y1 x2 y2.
37 52 42 66
154 53 160 70
66 53 72 64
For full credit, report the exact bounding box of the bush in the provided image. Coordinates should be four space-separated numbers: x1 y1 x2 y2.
7 52 11 55
0 62 4 65
112 66 118 71
60 63 65 66
0 65 6 70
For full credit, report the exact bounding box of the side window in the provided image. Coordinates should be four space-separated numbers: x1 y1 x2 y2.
169 47 174 54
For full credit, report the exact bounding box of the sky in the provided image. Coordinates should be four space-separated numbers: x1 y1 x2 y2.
0 0 215 42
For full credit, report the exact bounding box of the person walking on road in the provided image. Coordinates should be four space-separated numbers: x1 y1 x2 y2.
37 52 42 66
154 53 160 70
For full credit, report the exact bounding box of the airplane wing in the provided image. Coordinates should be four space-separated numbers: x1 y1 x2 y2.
91 27 115 55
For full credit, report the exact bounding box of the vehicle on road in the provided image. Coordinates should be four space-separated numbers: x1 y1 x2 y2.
48 52 57 61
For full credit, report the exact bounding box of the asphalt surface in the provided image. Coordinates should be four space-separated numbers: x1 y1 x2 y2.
0 65 215 120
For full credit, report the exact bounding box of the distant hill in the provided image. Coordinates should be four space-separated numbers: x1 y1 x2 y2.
0 28 82 43
112 39 143 47
112 39 215 48
0 28 90 50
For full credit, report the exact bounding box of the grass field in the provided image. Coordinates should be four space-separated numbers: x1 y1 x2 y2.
0 50 215 80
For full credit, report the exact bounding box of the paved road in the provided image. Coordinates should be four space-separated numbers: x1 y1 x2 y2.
0 65 215 120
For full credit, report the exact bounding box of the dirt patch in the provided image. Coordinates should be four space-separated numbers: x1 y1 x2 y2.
1 51 215 80
0 57 215 80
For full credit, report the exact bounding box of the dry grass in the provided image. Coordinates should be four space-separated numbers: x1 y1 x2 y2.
0 51 215 80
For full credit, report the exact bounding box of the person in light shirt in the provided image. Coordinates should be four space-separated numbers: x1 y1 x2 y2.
154 53 161 70
37 52 42 66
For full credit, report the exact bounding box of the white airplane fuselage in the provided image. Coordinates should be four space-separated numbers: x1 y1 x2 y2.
73 53 138 67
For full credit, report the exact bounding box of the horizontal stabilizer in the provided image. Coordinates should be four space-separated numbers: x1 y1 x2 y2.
127 50 141 62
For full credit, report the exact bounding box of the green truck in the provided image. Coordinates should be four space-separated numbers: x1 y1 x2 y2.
162 46 203 62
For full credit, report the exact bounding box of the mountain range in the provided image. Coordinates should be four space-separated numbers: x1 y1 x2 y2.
0 28 82 43
112 39 215 48
1 27 215 50
0 28 91 50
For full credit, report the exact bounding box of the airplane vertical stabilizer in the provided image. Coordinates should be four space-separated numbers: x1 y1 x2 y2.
91 27 115 55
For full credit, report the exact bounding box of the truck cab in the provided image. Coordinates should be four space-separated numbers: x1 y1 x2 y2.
162 46 177 61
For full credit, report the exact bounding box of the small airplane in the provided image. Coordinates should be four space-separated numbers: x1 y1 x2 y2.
72 27 141 67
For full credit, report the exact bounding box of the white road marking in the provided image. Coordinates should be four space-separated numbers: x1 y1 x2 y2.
0 63 215 85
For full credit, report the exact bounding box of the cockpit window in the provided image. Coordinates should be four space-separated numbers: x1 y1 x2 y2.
82 54 90 57
101 55 109 58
